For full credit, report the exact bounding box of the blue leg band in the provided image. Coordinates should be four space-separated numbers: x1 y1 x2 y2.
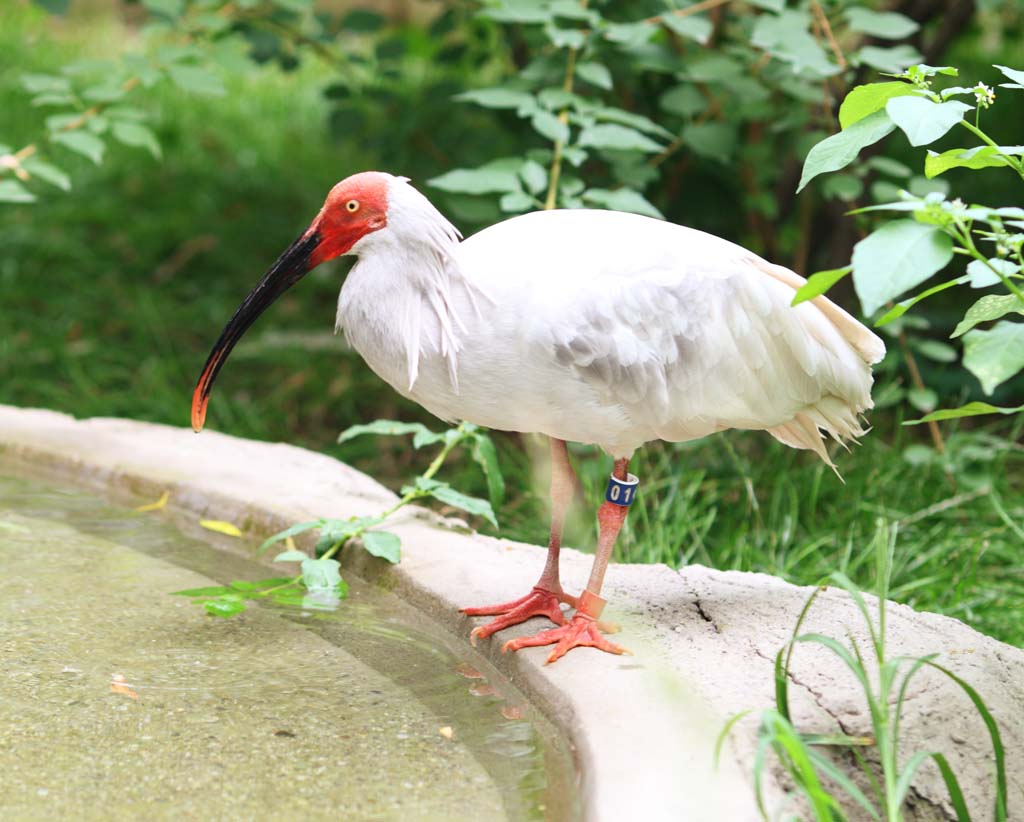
605 473 640 506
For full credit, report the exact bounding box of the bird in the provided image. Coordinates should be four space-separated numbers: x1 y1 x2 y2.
191 171 885 663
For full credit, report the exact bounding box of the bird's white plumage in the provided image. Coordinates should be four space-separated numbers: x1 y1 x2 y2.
337 175 884 463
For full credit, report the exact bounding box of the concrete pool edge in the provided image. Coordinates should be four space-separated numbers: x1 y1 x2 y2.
0 405 756 821
4 405 1022 821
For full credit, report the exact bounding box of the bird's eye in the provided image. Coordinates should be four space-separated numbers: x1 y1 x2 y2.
345 199 360 213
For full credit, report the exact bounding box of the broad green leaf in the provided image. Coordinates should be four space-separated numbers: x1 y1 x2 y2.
545 25 584 50
838 82 916 129
661 14 712 45
798 110 895 192
967 258 1020 288
82 83 126 103
31 93 75 107
659 84 705 117
751 10 838 78
856 45 924 74
866 156 912 178
454 87 534 111
411 427 446 448
272 550 308 562
205 599 246 617
301 557 343 592
362 530 401 564
0 180 36 203
471 433 505 508
578 124 661 153
200 519 243 537
906 402 1024 424
531 110 569 144
592 106 673 139
963 321 1024 394
583 188 663 219
52 131 105 164
820 174 863 201
167 65 226 97
111 122 161 159
480 3 550 23
229 578 292 591
574 61 611 89
845 9 919 39
851 220 954 316
874 276 967 326
681 122 736 164
603 21 657 48
172 585 232 597
22 158 70 191
682 53 744 83
338 419 434 443
519 159 547 195
422 481 497 527
271 0 312 12
924 146 1009 178
791 267 851 306
500 191 533 213
21 73 71 94
258 518 321 552
913 339 956 363
908 387 937 413
952 295 1024 337
885 97 972 147
994 64 1024 89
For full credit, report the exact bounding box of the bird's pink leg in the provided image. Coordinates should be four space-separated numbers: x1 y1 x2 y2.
503 458 634 663
463 439 578 643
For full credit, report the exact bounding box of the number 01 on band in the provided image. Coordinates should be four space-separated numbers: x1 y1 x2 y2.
605 473 640 507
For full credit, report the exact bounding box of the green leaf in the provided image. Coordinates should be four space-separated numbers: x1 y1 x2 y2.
885 97 972 147
603 21 657 48
751 10 839 78
681 122 736 164
480 3 551 23
575 62 612 90
167 65 226 97
591 106 672 139
856 45 924 74
875 276 967 326
907 387 937 413
659 84 705 118
661 13 712 45
362 530 401 564
583 188 663 219
845 8 919 39
420 480 497 527
172 585 233 597
994 64 1024 89
531 110 569 144
258 518 321 553
205 598 246 617
111 122 161 159
851 220 954 316
838 82 916 129
798 110 895 192
429 160 523 195
952 295 1024 337
913 339 957 362
791 267 851 306
301 558 343 592
967 258 1020 288
820 174 863 202
272 550 308 562
52 131 105 164
578 123 661 153
963 321 1024 395
455 87 534 110
924 146 1009 178
518 159 547 195
500 191 533 213
22 158 71 190
905 402 1024 424
31 92 75 107
21 73 71 94
82 83 126 103
338 419 434 443
471 433 505 508
0 180 36 203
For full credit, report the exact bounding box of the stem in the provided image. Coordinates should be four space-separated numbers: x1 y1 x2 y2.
543 40 580 211
954 222 1024 306
896 329 949 461
809 0 846 69
643 0 732 25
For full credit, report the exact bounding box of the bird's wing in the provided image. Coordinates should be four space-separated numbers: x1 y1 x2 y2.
527 223 883 458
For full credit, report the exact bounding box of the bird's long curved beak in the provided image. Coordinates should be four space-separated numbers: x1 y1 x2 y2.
191 227 321 432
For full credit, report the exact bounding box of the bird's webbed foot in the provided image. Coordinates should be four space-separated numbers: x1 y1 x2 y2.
463 586 576 644
501 591 631 664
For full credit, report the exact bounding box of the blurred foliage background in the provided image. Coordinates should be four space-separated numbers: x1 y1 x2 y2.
0 0 1021 643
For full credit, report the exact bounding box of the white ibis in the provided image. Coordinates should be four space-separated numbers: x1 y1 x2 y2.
191 171 884 663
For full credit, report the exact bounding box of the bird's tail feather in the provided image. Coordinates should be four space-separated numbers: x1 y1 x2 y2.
767 396 870 478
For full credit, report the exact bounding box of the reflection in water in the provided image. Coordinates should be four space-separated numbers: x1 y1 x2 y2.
0 473 578 821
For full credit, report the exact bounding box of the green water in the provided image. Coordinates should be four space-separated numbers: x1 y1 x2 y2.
0 471 578 821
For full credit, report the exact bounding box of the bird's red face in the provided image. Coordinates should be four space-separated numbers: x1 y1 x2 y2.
190 172 390 432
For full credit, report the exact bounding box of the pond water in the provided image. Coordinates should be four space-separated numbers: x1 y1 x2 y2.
0 469 579 821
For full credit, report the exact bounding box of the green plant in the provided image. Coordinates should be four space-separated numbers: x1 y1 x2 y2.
796 62 1024 425
718 521 1008 821
173 420 502 617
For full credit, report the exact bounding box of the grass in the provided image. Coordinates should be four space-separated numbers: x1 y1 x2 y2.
2 4 1022 650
